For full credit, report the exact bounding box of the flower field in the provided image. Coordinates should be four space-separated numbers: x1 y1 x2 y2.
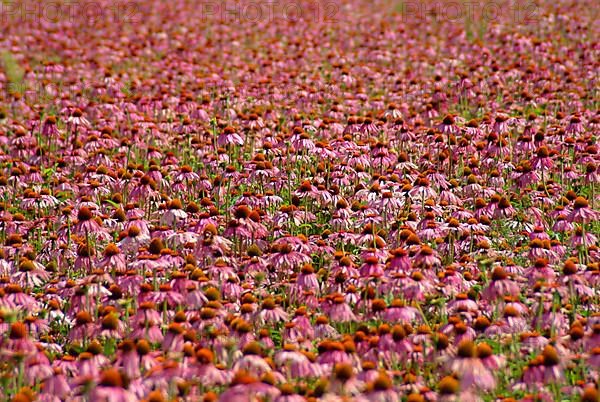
0 0 599 400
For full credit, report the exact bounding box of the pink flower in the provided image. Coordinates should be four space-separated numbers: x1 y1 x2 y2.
568 197 598 223
323 295 357 323
162 323 185 353
96 313 125 340
483 267 520 300
359 256 385 278
257 298 289 324
69 311 95 341
12 258 49 288
98 243 127 273
67 108 91 129
90 369 137 402
219 371 280 401
382 300 421 323
296 264 320 291
1 322 37 360
41 368 71 399
115 341 141 379
531 146 554 170
448 341 496 391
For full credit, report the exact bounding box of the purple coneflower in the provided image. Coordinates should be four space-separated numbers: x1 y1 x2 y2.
568 196 598 223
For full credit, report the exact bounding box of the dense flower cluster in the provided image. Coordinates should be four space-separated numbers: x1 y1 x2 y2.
0 0 599 400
